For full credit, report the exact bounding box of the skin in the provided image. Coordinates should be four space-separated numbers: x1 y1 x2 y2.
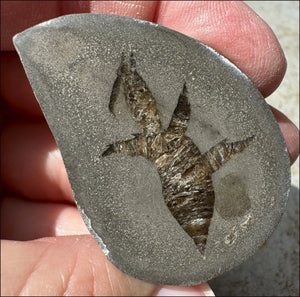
1 1 299 296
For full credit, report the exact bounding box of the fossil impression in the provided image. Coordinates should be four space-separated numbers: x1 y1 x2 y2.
102 53 253 254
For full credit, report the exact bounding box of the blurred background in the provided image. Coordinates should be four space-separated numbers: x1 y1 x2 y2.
209 1 299 296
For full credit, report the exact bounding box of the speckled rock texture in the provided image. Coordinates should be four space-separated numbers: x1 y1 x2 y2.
13 14 290 286
210 2 299 295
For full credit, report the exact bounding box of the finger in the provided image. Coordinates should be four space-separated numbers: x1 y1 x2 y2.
1 236 156 296
155 1 286 98
1 121 74 203
271 106 299 164
1 195 89 241
89 0 159 20
153 283 214 296
1 52 43 118
1 1 158 51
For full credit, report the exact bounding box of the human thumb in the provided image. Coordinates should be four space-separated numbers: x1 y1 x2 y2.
152 283 215 296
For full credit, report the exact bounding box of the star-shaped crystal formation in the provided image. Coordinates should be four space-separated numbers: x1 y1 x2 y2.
102 53 253 255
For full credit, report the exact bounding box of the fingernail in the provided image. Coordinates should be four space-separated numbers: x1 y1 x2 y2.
153 283 215 296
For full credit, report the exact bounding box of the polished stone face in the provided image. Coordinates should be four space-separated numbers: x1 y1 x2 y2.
13 14 290 285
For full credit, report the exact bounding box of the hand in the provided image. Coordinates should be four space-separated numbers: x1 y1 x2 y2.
1 1 299 296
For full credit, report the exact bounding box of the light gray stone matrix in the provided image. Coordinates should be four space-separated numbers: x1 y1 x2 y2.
13 14 290 285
